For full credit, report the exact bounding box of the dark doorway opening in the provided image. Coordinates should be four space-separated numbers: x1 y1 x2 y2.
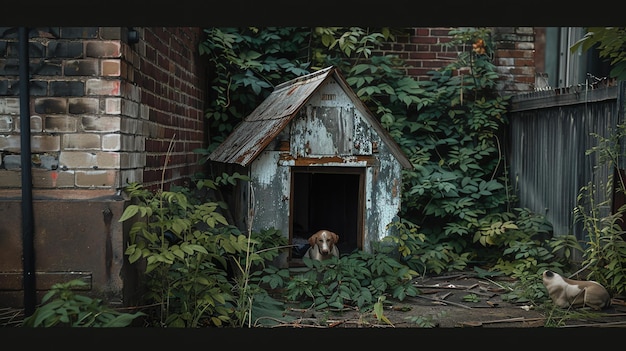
290 167 363 264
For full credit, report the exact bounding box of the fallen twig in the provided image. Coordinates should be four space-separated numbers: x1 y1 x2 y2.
328 320 345 328
409 295 473 309
483 277 514 291
432 273 471 280
561 320 626 328
593 312 626 318
460 317 545 327
414 283 478 290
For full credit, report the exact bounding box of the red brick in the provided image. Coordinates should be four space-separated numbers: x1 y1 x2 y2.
85 41 121 58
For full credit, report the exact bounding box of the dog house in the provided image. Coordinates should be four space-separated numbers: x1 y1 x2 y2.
207 66 412 267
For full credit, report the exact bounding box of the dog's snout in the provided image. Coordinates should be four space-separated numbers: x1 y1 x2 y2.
320 239 330 254
543 270 554 278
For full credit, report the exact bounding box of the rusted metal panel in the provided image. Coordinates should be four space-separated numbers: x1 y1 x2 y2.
511 84 618 112
509 82 624 253
0 193 130 307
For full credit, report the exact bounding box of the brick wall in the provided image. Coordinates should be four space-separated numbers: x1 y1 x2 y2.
375 27 536 96
0 27 207 193
376 27 457 81
0 27 208 308
131 27 206 191
492 27 536 95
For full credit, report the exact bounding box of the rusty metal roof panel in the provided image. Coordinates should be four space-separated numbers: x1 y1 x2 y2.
208 67 334 166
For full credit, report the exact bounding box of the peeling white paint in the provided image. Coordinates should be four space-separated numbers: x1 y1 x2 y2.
251 151 279 186
305 114 336 155
250 151 291 247
280 166 291 207
306 79 347 107
364 143 404 249
364 167 373 252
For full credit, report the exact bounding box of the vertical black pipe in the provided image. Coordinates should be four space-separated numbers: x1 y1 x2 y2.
19 26 36 316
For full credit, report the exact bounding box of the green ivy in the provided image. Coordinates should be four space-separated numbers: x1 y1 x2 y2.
199 27 401 153
197 27 620 305
199 27 314 151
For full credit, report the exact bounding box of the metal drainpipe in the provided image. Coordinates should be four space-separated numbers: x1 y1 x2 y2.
19 26 36 316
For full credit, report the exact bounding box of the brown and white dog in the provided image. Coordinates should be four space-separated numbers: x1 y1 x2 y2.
542 270 611 310
304 230 340 261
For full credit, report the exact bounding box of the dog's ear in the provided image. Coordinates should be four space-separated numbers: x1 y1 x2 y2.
331 232 339 243
308 233 317 246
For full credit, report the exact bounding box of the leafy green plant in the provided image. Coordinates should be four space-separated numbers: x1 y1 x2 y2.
359 27 535 276
22 279 145 327
462 293 479 303
373 295 393 326
405 312 444 328
397 28 510 223
120 181 236 327
120 173 293 328
574 124 626 296
492 209 573 276
499 273 547 306
282 250 419 311
472 208 584 306
199 27 312 152
571 27 626 80
381 218 471 275
229 227 290 327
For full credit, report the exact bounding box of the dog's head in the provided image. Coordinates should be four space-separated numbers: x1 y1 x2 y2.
308 230 339 256
542 270 555 281
542 270 562 287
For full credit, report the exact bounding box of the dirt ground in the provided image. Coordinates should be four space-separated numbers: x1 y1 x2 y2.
4 270 626 329
280 271 626 328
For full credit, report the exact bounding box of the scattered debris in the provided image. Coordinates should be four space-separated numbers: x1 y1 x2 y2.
460 317 545 327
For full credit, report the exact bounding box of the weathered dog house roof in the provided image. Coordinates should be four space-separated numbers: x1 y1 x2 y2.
208 66 412 267
209 66 412 168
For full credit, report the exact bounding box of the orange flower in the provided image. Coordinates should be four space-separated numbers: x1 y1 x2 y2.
472 38 485 55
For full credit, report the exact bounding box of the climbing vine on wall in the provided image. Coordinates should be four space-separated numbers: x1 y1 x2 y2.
199 27 559 276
